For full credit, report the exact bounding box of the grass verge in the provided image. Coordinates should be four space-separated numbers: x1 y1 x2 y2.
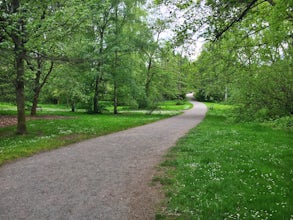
155 103 293 220
0 101 191 166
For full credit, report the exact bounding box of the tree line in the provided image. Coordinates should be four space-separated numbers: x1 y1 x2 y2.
157 0 292 121
1 0 292 135
0 0 191 134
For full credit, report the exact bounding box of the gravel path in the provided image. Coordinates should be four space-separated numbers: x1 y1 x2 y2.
0 101 207 220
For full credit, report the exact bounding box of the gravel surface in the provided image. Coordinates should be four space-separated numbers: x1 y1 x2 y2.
0 101 207 220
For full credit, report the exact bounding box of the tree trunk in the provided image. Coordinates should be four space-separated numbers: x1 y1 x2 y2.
93 76 100 113
93 27 105 114
31 89 40 116
31 65 41 116
12 0 27 134
145 57 153 99
71 102 75 112
113 50 118 115
113 81 118 114
15 43 27 134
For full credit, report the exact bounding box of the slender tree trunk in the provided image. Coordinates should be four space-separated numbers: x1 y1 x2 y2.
145 57 153 99
15 48 27 134
12 0 27 134
112 6 120 115
31 88 40 116
113 50 118 115
93 76 100 113
93 28 105 114
177 59 183 99
31 63 41 116
113 81 118 114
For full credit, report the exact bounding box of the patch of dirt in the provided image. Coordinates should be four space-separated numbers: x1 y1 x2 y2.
0 116 17 128
128 165 166 220
0 115 71 128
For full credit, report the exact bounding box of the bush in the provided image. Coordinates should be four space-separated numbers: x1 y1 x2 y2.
254 108 270 121
265 116 293 131
194 88 223 102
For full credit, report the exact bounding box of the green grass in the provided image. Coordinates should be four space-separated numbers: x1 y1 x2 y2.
156 103 293 220
0 101 189 166
158 100 193 111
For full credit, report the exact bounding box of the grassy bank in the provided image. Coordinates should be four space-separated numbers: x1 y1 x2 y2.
0 101 190 166
156 103 293 220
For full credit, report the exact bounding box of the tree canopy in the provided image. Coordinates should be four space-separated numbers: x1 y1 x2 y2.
1 0 292 134
0 0 192 134
156 0 292 120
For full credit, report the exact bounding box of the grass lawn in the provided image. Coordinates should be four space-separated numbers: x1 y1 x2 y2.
155 103 293 220
158 100 193 111
0 101 190 166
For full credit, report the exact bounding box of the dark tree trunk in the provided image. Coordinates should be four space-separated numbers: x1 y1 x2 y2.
93 76 101 113
12 0 27 134
15 49 27 134
145 57 153 99
93 28 105 114
214 0 258 40
31 62 41 116
113 81 118 114
31 89 40 116
113 50 118 115
71 102 75 112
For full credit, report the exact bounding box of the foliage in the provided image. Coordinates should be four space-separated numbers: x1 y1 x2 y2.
0 0 190 133
262 116 293 131
156 103 293 219
0 41 14 102
174 0 293 120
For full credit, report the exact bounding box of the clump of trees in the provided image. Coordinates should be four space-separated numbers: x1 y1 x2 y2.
158 0 292 121
0 0 191 134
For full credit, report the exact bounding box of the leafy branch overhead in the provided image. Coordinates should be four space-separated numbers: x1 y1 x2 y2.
157 0 291 42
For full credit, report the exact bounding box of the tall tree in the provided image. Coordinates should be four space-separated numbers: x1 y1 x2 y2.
0 0 84 133
109 0 147 114
0 0 27 134
82 0 148 113
84 0 114 113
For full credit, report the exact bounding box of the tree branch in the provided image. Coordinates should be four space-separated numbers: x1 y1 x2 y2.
215 0 258 40
25 58 35 72
40 61 54 89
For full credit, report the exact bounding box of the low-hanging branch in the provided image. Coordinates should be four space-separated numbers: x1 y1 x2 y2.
214 0 276 41
214 0 258 40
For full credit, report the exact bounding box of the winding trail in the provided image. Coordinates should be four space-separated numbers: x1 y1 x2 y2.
0 100 207 220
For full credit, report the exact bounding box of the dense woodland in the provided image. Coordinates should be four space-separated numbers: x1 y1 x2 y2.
0 0 292 134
